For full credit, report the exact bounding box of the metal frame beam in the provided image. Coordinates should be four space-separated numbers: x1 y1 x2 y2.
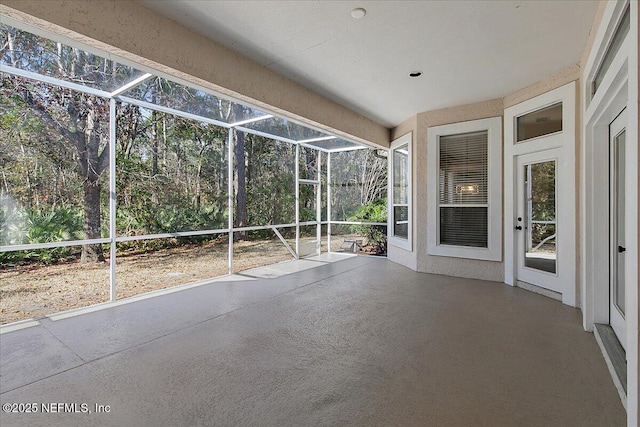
117 96 231 128
2 64 112 98
0 50 386 310
229 114 273 127
227 129 234 274
109 99 117 302
295 144 300 258
108 73 154 98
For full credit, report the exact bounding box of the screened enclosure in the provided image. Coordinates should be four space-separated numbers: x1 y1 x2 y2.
0 22 387 325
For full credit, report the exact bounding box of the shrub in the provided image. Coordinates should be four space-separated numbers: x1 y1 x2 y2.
347 198 388 254
0 205 82 266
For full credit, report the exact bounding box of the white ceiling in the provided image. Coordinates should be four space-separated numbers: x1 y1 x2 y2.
140 0 599 128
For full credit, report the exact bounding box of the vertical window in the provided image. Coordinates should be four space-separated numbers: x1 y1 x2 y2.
438 131 488 247
388 133 412 250
427 117 502 261
591 6 630 98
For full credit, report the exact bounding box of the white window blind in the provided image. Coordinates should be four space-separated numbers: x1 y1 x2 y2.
438 131 488 248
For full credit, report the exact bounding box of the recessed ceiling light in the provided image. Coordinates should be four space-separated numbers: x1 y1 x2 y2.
409 71 422 78
351 8 366 19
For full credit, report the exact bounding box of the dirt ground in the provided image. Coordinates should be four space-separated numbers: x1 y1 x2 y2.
0 235 375 325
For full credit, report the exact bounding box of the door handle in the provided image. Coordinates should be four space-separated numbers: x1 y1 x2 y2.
618 245 626 253
515 226 522 230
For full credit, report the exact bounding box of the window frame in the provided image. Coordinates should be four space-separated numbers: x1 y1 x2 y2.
586 0 631 106
388 132 412 251
427 117 502 261
515 101 563 143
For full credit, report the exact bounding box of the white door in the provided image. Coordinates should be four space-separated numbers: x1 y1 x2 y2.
609 109 626 350
504 82 576 306
515 149 562 293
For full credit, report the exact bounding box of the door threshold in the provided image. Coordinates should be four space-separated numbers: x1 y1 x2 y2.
515 280 561 301
594 323 627 410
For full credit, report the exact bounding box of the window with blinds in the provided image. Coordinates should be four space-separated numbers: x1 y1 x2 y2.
438 131 488 248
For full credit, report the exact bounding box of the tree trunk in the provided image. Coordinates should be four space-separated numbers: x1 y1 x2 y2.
78 99 108 263
151 111 159 176
81 178 104 262
234 128 247 240
195 162 202 211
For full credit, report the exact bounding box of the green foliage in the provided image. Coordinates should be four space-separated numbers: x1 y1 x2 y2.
347 198 388 254
529 161 557 248
0 205 82 266
25 206 83 243
154 205 226 234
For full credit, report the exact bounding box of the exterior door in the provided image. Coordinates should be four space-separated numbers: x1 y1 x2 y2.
504 82 576 307
609 109 626 350
515 150 562 293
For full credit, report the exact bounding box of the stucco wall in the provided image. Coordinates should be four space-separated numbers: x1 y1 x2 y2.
503 65 580 109
395 67 588 284
0 0 389 148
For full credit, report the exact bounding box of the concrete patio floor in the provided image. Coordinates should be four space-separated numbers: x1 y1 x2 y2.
0 255 625 426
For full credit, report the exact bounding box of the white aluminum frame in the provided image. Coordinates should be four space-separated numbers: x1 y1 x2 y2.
229 115 273 127
227 130 235 274
1 15 381 154
1 64 112 98
108 73 154 98
109 99 117 301
0 20 389 322
295 144 301 257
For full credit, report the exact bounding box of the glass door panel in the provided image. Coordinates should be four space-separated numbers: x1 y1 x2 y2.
524 161 557 274
392 144 409 239
609 108 626 350
613 129 626 316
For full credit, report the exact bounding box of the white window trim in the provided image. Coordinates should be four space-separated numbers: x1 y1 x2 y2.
388 132 412 251
581 0 638 422
584 0 631 107
503 82 577 309
427 117 502 261
582 0 635 329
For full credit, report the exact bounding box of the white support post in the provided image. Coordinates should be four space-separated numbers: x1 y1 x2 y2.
227 129 234 274
327 152 332 253
317 150 322 255
109 99 117 301
295 144 300 258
